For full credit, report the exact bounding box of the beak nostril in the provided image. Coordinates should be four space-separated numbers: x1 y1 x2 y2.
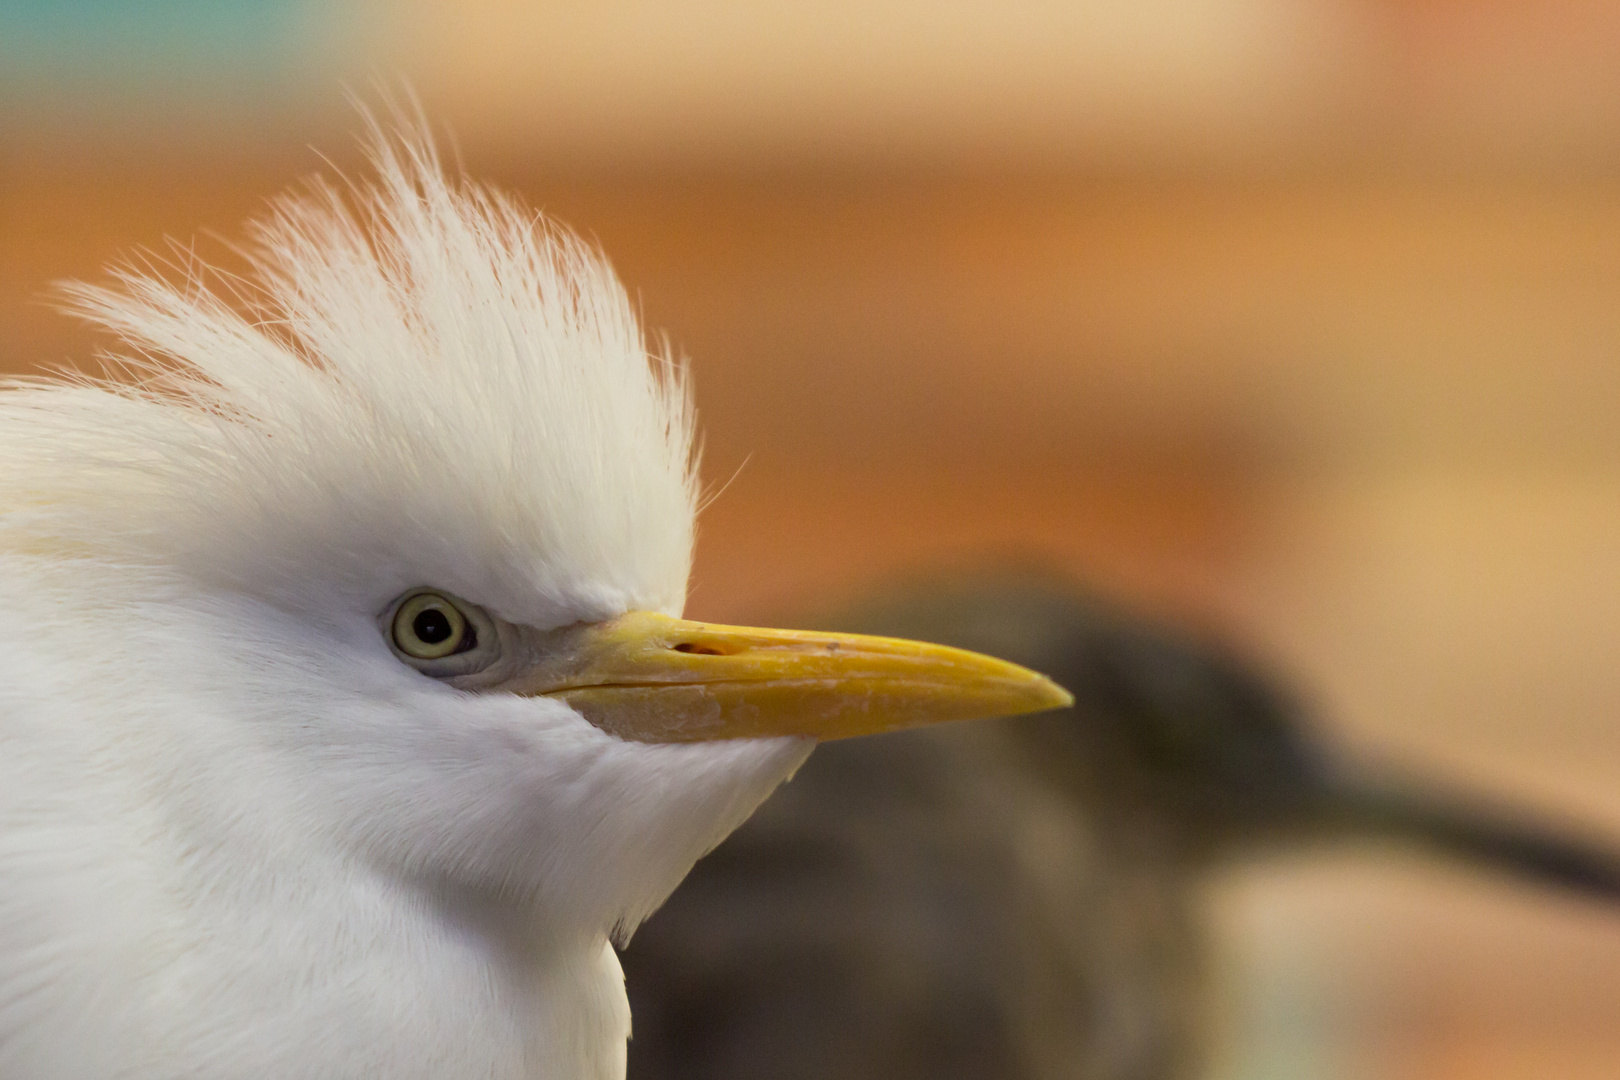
672 642 727 656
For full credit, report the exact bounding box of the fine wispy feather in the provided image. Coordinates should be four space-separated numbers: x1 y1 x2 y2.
4 118 699 627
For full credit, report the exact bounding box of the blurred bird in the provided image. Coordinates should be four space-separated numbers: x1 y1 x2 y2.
623 574 1620 1080
0 124 1069 1080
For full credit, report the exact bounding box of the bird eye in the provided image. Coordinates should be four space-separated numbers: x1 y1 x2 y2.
391 591 473 659
383 589 504 679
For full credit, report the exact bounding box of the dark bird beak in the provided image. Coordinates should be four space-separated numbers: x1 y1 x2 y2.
1314 765 1620 904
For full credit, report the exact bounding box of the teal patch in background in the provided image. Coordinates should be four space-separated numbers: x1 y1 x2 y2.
1 0 343 95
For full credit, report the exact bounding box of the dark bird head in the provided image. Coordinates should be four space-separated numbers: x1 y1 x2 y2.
826 573 1620 898
821 577 1326 854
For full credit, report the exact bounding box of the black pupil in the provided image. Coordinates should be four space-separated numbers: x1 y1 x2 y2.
412 608 454 645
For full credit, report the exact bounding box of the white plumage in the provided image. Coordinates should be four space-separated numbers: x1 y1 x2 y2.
0 117 1067 1079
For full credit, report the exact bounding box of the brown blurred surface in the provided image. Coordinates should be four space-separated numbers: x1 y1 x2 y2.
7 1 1620 1072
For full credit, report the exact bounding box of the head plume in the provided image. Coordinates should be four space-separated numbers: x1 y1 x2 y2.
1 113 700 628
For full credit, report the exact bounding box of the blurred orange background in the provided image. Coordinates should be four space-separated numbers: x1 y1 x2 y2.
5 2 1620 1076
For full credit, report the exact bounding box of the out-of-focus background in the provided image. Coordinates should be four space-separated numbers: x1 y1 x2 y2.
4 2 1619 1075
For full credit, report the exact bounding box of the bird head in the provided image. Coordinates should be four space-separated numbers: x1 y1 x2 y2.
821 578 1326 845
0 121 1067 943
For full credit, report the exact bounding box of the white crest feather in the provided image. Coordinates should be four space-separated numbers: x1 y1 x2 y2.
1 117 699 627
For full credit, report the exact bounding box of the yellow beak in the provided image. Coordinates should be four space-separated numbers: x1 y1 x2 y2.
504 611 1072 743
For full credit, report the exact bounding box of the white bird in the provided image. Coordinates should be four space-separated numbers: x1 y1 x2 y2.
0 120 1069 1079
